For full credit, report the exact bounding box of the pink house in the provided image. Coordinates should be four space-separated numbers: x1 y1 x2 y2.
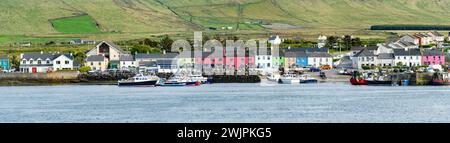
195 51 255 70
422 49 445 65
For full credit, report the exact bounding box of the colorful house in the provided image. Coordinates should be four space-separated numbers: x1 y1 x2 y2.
0 55 10 71
422 49 445 65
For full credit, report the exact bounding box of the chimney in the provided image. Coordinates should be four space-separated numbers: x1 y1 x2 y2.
163 50 166 55
20 53 24 59
40 51 43 54
288 46 291 50
404 48 408 51
70 53 73 56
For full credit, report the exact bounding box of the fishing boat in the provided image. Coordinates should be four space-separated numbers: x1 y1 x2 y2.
267 73 281 83
299 74 318 83
159 75 188 86
187 74 208 84
366 76 393 85
432 72 450 85
350 71 368 85
118 74 159 86
279 74 300 84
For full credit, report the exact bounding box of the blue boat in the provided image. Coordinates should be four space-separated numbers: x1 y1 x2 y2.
299 75 318 84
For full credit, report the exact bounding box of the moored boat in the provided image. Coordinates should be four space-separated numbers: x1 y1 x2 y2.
350 77 368 85
280 74 300 84
432 72 450 85
299 74 318 83
118 74 159 86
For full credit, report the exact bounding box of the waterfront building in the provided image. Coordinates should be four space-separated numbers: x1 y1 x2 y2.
0 55 10 71
19 52 75 73
399 35 420 45
86 41 127 69
393 48 422 67
422 49 445 66
307 52 333 68
377 53 395 67
352 49 377 69
255 49 273 72
86 55 108 72
119 54 137 71
284 52 302 70
138 61 158 73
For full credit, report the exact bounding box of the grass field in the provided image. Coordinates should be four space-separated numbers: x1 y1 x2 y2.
50 15 101 34
2 0 450 45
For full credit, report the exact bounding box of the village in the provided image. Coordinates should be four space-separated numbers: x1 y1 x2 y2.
1 31 450 86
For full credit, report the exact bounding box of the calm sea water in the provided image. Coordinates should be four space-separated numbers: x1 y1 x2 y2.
0 82 450 123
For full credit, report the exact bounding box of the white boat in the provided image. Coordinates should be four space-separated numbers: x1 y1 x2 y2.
267 73 281 82
299 74 318 83
118 74 159 86
187 74 208 84
279 74 300 84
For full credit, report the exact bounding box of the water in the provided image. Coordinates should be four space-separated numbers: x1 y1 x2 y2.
0 83 449 123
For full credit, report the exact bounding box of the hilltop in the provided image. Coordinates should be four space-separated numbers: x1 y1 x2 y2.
1 0 450 43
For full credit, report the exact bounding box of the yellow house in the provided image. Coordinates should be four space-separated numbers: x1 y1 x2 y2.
86 55 108 71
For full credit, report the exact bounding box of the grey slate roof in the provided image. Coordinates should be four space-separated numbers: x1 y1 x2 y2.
393 49 421 56
307 52 332 57
86 55 105 61
284 52 307 58
284 47 329 53
22 53 73 60
354 49 376 57
366 46 379 51
156 60 177 65
135 53 179 59
139 61 157 67
378 53 395 59
119 54 134 61
423 49 444 56
101 41 125 54
350 46 365 51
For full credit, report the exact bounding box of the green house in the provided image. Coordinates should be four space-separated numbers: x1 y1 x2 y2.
0 55 10 71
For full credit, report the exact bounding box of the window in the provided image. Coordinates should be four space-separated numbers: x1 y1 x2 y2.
404 57 406 60
65 61 69 64
30 60 34 64
23 60 26 64
98 62 101 66
38 60 41 64
46 60 50 64
91 62 93 66
56 61 61 64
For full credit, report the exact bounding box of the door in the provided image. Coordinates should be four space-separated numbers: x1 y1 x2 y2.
32 67 37 73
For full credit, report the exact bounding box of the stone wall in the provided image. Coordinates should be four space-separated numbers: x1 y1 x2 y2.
0 71 79 80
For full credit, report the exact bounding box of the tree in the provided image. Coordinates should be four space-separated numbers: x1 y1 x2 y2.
160 35 174 52
130 45 158 55
143 38 158 48
325 36 338 49
343 35 352 51
79 66 91 73
73 52 86 66
10 55 20 70
351 37 362 47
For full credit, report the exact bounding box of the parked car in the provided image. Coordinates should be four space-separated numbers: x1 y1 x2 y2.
320 65 332 70
309 67 321 72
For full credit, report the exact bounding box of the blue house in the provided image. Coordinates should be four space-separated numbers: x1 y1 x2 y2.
295 53 308 67
0 55 10 71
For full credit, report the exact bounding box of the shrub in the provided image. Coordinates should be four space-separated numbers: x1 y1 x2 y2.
79 66 91 73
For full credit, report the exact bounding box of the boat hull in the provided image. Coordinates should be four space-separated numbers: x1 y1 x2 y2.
300 79 318 83
118 80 158 86
432 80 450 86
350 78 368 85
367 80 392 85
280 79 300 84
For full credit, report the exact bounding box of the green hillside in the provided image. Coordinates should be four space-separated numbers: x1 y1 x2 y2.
50 15 101 34
1 0 450 39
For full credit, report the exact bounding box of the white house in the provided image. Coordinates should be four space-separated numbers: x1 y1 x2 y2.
268 35 282 45
377 53 395 67
393 48 422 67
255 52 273 72
400 35 420 45
317 35 327 48
19 52 74 73
119 54 137 70
307 52 333 68
352 49 377 69
52 54 74 71
86 41 126 62
428 31 445 43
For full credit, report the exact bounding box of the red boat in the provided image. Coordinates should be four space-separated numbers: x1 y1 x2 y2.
350 77 368 85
